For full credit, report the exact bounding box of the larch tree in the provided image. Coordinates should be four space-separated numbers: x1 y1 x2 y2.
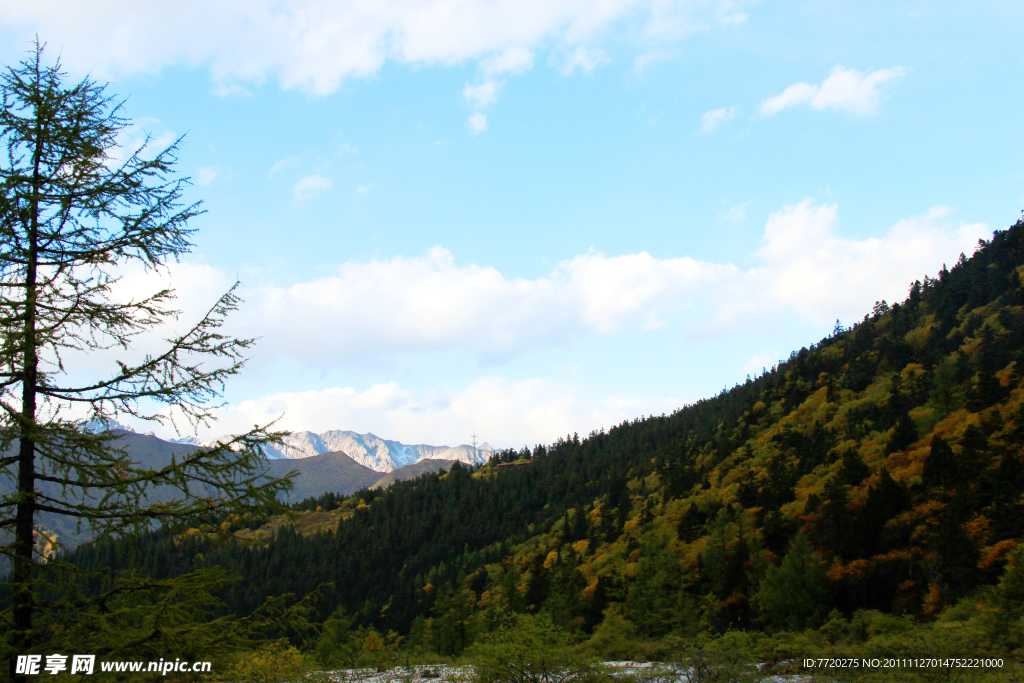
0 43 292 667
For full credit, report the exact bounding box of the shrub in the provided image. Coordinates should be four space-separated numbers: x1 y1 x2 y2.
466 613 604 683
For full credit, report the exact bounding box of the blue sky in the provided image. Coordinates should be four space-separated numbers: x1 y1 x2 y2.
1 1 1021 448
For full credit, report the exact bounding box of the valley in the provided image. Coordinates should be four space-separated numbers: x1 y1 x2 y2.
60 218 1024 678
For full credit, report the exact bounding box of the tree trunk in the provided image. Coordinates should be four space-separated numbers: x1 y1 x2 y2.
12 103 42 659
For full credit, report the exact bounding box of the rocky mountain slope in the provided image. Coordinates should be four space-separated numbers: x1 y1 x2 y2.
264 450 384 502
369 459 458 490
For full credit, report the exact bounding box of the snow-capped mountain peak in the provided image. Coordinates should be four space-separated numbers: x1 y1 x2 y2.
218 429 493 473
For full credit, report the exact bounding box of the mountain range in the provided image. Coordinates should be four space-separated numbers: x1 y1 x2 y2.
254 430 493 472
263 451 459 501
0 428 464 571
95 420 493 473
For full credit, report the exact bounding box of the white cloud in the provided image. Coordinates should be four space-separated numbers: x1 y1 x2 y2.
464 80 498 133
718 200 751 223
162 245 732 370
559 46 609 75
293 174 333 201
463 80 500 109
269 154 303 178
356 184 371 194
555 249 735 332
83 203 991 376
52 261 238 385
50 200 993 442
644 311 665 330
0 1 743 96
481 47 534 75
633 49 674 76
715 1 751 26
346 382 404 411
196 166 221 186
211 82 252 98
743 349 780 374
202 377 681 448
468 112 489 134
751 200 987 324
700 105 738 133
642 0 750 42
4 1 748 141
226 202 987 367
758 66 907 116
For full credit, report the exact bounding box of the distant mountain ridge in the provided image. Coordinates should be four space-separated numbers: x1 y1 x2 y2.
1 431 464 565
264 450 384 502
87 420 492 473
255 430 493 472
369 459 458 490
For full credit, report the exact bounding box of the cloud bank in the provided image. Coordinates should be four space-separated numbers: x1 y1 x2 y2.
114 202 987 372
1 1 750 96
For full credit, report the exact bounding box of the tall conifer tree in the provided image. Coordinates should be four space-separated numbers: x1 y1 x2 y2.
0 42 290 669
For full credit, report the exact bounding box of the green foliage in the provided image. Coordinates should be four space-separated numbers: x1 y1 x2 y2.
429 585 479 657
543 551 586 630
625 534 689 637
314 605 405 670
466 613 603 683
753 533 831 632
986 543 1024 646
583 605 641 660
225 639 307 683
315 606 360 667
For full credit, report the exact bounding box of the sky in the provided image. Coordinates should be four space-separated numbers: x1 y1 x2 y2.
1 1 1021 450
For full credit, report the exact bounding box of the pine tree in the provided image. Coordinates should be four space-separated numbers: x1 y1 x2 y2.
886 412 918 455
753 532 831 631
624 533 683 636
0 43 291 670
922 436 957 489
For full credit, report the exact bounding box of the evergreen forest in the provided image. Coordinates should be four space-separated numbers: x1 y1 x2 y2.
47 218 1024 678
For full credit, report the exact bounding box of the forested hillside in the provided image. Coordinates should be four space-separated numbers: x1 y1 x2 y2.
65 218 1024 658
